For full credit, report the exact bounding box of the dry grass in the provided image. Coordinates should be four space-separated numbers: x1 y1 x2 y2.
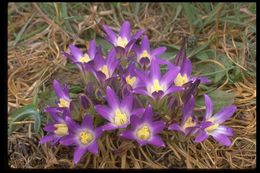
8 3 256 169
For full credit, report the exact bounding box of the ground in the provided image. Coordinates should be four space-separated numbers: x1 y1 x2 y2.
8 3 256 168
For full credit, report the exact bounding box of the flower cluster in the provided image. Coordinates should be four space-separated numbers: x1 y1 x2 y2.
40 21 237 165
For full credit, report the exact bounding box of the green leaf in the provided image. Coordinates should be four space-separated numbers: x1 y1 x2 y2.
202 3 223 28
195 89 235 113
13 14 35 46
96 37 113 54
8 104 41 135
187 43 209 58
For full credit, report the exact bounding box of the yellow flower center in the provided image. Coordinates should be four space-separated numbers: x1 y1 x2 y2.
54 123 68 136
150 79 164 94
205 117 219 133
182 116 196 130
79 54 91 63
125 75 136 87
139 50 151 60
100 65 109 79
79 131 94 145
58 98 70 108
117 36 128 48
136 125 151 140
113 108 128 126
174 73 189 86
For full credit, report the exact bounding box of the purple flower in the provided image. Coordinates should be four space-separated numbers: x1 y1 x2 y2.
59 115 103 165
64 40 99 72
133 59 183 100
133 35 168 67
39 109 70 145
121 62 143 90
194 94 237 146
168 95 198 136
172 42 209 87
93 48 119 82
53 79 72 109
102 21 144 55
95 87 143 131
120 105 166 147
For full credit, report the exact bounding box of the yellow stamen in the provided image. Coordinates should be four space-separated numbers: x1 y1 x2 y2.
150 79 163 93
126 75 136 87
79 54 91 63
58 98 70 108
182 116 196 130
100 65 109 79
79 131 94 145
113 108 128 126
139 50 151 60
117 36 128 48
174 73 189 86
205 117 219 133
54 123 68 136
136 125 151 140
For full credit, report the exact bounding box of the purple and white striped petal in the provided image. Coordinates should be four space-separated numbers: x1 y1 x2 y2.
180 59 192 77
182 95 195 122
101 123 117 131
210 133 232 146
88 40 96 59
82 115 94 129
69 45 83 61
194 130 208 143
65 116 80 132
149 135 165 147
43 124 55 132
87 141 99 155
151 47 167 57
95 105 113 121
106 87 120 109
168 123 183 132
73 147 88 164
204 94 213 120
59 135 77 146
39 134 55 144
150 59 161 80
212 105 237 124
120 93 133 111
143 105 153 122
161 66 180 87
53 80 68 99
102 24 117 45
141 36 150 52
119 130 136 141
119 21 131 40
151 120 165 134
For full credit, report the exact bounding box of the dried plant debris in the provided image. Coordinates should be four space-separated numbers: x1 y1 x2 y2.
8 3 255 169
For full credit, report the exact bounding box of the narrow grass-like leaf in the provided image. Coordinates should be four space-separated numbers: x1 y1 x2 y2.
195 89 235 113
8 104 41 135
13 14 35 46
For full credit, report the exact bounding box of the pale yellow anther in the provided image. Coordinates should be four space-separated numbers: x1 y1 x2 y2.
182 116 196 130
205 117 219 133
100 65 109 79
126 75 136 87
113 108 128 126
139 50 151 60
54 123 68 136
79 131 94 145
174 73 189 86
117 36 128 48
136 125 151 140
58 98 70 108
79 54 91 63
150 79 163 94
